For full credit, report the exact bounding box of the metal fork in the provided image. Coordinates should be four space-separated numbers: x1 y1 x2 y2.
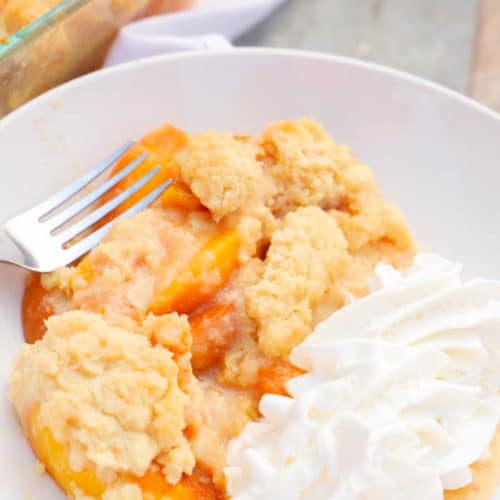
0 142 172 272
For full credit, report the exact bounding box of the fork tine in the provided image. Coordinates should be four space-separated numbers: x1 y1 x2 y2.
57 166 162 245
62 178 173 263
33 141 135 218
46 152 148 232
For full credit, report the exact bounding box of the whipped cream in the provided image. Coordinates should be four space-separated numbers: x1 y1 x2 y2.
225 254 500 500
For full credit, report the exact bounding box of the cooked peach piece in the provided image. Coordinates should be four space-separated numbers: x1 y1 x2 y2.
15 119 419 500
22 274 53 344
149 229 240 315
190 303 237 372
233 134 250 142
137 468 218 500
75 255 94 282
27 407 218 500
161 181 204 212
101 124 188 220
26 407 106 498
23 259 92 344
256 359 305 398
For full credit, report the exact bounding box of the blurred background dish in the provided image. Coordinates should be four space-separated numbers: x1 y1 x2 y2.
0 0 194 117
1 47 500 500
2 1 498 119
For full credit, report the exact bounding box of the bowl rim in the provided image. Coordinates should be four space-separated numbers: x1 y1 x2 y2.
1 47 499 133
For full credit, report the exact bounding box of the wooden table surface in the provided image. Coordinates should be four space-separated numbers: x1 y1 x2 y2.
238 0 500 112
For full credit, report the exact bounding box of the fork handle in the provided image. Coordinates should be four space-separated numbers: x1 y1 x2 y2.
0 227 26 268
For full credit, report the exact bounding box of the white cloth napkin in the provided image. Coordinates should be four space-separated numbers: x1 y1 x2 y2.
105 0 286 66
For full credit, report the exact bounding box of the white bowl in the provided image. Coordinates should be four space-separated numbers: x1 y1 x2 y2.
1 48 500 499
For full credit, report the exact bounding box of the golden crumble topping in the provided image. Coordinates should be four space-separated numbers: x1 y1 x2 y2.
261 118 350 213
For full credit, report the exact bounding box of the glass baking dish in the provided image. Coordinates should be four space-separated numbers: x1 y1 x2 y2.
0 0 187 118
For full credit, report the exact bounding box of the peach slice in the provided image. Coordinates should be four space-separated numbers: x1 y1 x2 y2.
149 229 240 316
101 124 188 221
22 256 96 345
25 407 217 499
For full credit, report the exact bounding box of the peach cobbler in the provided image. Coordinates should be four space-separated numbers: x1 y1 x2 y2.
9 119 416 499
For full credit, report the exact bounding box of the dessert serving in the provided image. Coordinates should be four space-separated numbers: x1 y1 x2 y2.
0 0 192 40
7 118 499 499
